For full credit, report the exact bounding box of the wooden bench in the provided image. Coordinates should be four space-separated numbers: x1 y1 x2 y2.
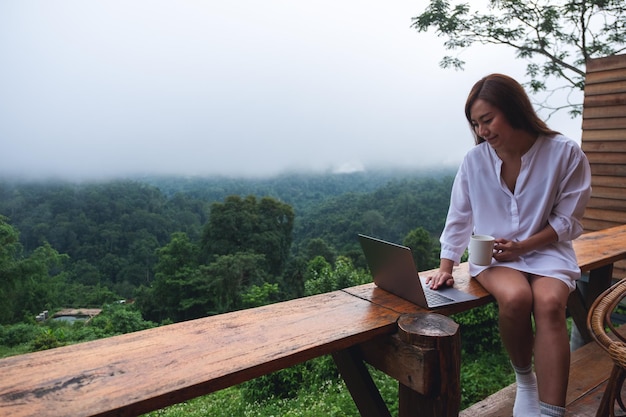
1 225 625 417
460 325 626 417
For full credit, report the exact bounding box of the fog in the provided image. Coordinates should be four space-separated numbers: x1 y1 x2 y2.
0 1 583 181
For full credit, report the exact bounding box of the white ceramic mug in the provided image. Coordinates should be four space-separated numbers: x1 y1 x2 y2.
469 235 495 266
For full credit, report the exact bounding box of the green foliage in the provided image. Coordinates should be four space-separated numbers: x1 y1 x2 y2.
201 195 294 277
142 231 271 322
412 0 626 117
241 283 280 308
452 303 501 355
303 237 337 264
0 323 38 347
89 304 156 336
460 351 514 409
294 176 453 256
403 226 439 270
143 380 364 417
143 353 508 416
304 256 370 296
0 303 155 356
0 216 73 324
31 327 65 351
0 181 209 290
240 355 342 404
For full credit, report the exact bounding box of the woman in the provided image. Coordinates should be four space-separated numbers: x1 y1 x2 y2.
426 74 591 417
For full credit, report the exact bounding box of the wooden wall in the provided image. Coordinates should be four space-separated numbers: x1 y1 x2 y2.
580 53 626 277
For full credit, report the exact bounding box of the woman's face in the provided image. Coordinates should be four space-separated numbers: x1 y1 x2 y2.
469 99 514 149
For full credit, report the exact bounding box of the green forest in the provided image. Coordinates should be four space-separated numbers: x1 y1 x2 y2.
0 169 511 414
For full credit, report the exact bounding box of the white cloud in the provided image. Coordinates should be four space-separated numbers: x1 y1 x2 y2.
0 0 583 180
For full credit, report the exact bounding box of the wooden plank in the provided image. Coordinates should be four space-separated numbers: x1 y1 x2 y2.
459 384 515 417
585 68 626 86
587 55 626 73
587 197 626 211
582 128 626 141
583 105 626 119
582 219 624 234
590 164 626 176
585 152 626 164
584 80 626 96
588 186 626 200
573 224 626 272
590 174 626 187
583 93 626 108
0 291 400 417
582 118 626 130
567 382 610 416
583 141 626 153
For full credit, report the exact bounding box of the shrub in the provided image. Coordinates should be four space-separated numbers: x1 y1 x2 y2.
0 323 38 347
452 303 501 355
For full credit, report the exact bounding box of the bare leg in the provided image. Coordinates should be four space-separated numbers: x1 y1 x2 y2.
476 267 538 417
476 267 534 366
530 276 570 408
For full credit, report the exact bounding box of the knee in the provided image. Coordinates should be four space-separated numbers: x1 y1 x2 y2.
497 290 533 319
533 291 567 323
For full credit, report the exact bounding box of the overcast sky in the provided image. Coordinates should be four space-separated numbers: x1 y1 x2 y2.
0 1 584 181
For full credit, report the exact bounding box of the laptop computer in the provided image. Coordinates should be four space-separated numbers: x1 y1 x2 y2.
358 234 478 308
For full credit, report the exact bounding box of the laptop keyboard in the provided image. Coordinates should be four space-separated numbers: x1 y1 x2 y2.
424 288 455 305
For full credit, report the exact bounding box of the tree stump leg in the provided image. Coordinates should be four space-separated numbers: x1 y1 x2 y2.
396 313 461 417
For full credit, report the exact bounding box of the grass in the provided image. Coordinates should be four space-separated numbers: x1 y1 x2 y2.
145 379 367 417
143 350 512 417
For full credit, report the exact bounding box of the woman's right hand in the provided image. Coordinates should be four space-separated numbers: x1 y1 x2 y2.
425 270 455 290
425 259 455 290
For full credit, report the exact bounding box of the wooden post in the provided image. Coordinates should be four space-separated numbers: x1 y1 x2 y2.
333 347 393 417
396 313 461 417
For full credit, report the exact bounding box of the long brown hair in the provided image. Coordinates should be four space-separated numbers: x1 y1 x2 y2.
464 74 559 145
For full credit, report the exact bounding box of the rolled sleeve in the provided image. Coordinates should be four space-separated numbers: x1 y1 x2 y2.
549 146 592 242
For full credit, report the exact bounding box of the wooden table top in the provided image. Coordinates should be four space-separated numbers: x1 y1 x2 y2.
0 291 400 417
574 224 626 272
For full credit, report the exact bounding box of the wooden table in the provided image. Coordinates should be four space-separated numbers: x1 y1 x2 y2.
0 268 490 417
570 224 626 345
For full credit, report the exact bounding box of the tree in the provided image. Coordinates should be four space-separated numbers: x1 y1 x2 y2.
403 227 439 270
304 256 370 296
0 216 75 324
201 195 294 276
412 0 626 117
0 216 22 323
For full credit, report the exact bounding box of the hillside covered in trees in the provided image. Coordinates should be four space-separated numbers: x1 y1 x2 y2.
0 169 456 325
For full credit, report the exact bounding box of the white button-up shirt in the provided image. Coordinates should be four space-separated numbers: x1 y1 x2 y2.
440 134 592 288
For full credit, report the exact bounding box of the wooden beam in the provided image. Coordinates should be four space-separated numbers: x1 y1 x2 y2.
332 347 393 417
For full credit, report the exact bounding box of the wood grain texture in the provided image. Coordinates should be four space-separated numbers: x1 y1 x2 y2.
574 224 626 272
0 291 399 417
581 54 626 244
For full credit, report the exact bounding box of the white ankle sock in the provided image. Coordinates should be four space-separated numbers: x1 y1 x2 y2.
512 363 540 417
540 401 565 417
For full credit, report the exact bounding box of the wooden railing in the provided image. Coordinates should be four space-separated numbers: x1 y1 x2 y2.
1 224 626 417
